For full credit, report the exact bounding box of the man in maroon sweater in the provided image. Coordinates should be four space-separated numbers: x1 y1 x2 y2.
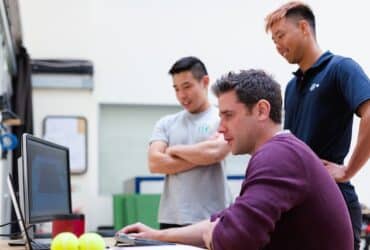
119 69 353 250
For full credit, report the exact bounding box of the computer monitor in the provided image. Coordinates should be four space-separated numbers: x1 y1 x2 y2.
19 133 72 226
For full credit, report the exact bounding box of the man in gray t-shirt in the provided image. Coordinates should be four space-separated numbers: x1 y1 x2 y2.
148 57 232 229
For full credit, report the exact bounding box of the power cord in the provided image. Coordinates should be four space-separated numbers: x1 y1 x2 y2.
0 231 22 237
0 219 19 228
0 221 33 237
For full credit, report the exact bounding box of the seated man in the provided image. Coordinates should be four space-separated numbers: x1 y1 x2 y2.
120 69 353 250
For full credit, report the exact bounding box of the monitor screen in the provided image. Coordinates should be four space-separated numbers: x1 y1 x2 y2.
20 133 72 225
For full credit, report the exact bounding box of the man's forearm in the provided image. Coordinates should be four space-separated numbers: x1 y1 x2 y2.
156 220 211 248
345 110 370 179
148 151 197 174
167 139 230 165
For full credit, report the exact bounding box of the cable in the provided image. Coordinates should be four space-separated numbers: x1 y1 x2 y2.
0 220 22 238
0 221 33 238
0 219 20 228
0 231 22 237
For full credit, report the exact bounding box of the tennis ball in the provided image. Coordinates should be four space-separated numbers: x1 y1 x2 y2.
78 232 105 250
51 232 79 250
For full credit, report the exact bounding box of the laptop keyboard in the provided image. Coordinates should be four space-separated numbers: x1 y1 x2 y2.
30 241 50 250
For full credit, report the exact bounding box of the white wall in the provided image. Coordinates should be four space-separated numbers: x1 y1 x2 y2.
18 0 370 231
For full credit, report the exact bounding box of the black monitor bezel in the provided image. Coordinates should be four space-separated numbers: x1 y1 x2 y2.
21 133 72 225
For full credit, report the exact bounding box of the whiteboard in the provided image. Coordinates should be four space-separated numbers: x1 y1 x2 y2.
42 116 88 174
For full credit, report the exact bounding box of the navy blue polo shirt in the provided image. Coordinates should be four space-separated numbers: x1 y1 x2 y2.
284 51 370 164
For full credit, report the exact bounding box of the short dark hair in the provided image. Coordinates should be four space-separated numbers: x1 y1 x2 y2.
286 4 316 35
265 1 316 36
168 56 208 81
212 69 282 124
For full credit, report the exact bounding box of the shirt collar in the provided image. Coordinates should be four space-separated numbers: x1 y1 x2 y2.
293 50 334 77
275 129 291 136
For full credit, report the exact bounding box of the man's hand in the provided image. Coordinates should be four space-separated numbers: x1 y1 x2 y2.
202 219 219 250
322 159 349 182
208 132 225 141
119 222 159 239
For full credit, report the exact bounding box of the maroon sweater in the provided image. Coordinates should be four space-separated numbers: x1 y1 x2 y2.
211 133 353 250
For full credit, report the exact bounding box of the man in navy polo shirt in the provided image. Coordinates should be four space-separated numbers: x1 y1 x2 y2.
265 2 370 249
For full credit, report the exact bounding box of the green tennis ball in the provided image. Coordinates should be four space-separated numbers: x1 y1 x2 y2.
51 232 79 250
78 232 105 250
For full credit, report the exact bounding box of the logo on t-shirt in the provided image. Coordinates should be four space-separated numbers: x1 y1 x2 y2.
309 82 320 91
197 124 211 135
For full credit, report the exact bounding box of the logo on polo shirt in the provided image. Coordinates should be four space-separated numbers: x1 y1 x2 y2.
309 83 320 91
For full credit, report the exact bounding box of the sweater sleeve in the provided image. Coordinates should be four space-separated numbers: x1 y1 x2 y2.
211 145 309 250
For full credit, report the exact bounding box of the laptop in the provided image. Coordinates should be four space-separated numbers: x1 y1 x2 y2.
7 174 50 250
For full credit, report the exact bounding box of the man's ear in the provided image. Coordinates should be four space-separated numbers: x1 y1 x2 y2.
298 19 310 36
201 75 210 88
255 99 271 121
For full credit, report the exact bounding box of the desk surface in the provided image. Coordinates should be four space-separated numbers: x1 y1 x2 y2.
0 238 204 250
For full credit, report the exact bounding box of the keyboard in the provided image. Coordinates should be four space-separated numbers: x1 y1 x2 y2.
115 232 175 246
30 241 50 250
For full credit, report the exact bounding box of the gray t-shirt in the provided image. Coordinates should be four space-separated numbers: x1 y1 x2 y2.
150 106 232 225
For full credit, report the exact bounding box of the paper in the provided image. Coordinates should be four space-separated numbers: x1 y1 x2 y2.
43 116 87 174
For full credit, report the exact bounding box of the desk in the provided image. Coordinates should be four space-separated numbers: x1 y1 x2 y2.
0 239 23 250
0 238 204 249
110 246 204 250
